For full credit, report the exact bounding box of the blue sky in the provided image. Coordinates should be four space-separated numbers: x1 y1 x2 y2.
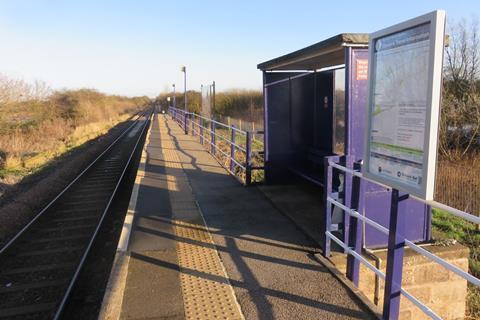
0 1 477 97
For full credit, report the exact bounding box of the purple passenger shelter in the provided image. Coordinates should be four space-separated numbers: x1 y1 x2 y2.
257 33 431 248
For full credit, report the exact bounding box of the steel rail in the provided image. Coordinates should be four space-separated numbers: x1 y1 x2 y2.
170 115 247 182
405 239 480 287
0 110 147 256
327 160 480 225
327 231 443 319
189 126 247 170
326 158 480 320
327 196 390 235
191 124 247 153
53 110 152 319
171 107 248 135
189 113 248 135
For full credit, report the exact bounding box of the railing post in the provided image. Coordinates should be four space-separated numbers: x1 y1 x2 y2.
323 157 334 257
191 115 196 136
346 160 364 287
184 112 188 134
383 189 409 320
200 118 204 145
343 155 354 254
230 125 236 172
210 121 216 154
245 131 252 185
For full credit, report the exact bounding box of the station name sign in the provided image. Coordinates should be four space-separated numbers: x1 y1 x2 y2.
363 10 446 200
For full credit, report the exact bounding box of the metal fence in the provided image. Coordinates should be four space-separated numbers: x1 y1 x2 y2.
215 115 264 145
435 161 480 217
168 107 264 185
323 156 480 320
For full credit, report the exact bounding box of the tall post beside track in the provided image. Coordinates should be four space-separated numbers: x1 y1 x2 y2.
383 189 409 320
245 132 252 185
210 121 216 154
346 160 364 286
230 126 236 172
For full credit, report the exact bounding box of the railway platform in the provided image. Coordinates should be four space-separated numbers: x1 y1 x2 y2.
99 112 378 320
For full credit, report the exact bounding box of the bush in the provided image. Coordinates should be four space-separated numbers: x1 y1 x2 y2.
155 89 263 122
0 75 149 176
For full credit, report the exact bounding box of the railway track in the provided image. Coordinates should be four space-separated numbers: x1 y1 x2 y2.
0 109 152 319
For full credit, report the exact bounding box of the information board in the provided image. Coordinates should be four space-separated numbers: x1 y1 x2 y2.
363 11 446 200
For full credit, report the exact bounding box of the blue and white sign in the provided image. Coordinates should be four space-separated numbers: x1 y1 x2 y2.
363 11 446 200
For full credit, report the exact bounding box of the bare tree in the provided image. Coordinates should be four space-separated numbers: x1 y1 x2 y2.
0 74 51 105
440 18 480 159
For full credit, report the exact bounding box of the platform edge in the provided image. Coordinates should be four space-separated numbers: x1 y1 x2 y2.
98 115 153 320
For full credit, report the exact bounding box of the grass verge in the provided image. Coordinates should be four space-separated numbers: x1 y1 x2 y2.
432 208 480 318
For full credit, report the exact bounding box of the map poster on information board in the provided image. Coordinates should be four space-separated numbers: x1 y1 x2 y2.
363 10 446 200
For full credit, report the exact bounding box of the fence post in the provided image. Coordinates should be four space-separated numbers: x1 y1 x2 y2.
190 113 195 136
383 189 409 320
184 112 188 134
210 121 216 154
252 122 255 142
200 118 204 145
245 131 252 185
230 125 236 172
346 160 364 287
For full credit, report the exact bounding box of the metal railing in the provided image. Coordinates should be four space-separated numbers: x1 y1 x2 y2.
168 107 264 185
323 156 480 320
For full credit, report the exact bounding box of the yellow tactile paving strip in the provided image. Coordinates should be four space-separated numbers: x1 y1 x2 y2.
176 221 244 320
157 115 244 320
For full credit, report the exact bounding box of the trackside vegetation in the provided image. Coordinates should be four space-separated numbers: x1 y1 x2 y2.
0 75 149 186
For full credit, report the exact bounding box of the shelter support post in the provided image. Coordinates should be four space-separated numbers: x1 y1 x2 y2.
383 189 409 320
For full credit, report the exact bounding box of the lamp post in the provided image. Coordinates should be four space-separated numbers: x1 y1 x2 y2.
172 84 176 109
181 66 187 111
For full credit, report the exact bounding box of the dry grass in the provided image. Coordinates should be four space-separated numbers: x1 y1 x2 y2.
467 286 480 320
0 83 148 184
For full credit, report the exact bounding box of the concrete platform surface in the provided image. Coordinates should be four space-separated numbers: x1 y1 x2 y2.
100 113 377 320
